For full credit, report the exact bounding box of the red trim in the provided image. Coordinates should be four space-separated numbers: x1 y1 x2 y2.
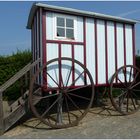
33 17 36 74
32 22 34 62
123 24 126 67
72 44 75 85
105 21 108 84
83 17 87 84
46 40 84 45
42 82 128 91
95 83 110 87
34 16 36 62
42 11 47 84
58 43 62 87
94 19 98 85
38 10 40 58
35 13 38 73
132 24 136 67
35 15 38 61
114 22 118 83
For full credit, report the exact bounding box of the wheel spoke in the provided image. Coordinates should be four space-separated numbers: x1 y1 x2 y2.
129 67 132 83
60 72 64 88
64 96 71 124
68 92 90 101
46 72 60 88
123 68 127 85
67 85 90 93
54 69 59 84
65 94 83 114
132 89 140 92
65 67 73 87
41 95 61 118
115 90 127 100
130 71 139 87
32 92 59 101
131 81 140 89
66 71 84 92
119 91 128 108
129 92 136 110
130 90 139 99
117 77 127 88
71 70 84 86
112 87 126 93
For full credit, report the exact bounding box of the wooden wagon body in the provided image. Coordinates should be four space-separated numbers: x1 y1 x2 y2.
1 3 140 134
27 3 136 87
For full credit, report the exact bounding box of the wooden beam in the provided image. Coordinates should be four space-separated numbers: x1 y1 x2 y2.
0 91 4 135
0 58 41 92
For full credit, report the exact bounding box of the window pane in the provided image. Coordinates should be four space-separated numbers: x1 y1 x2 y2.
66 29 74 39
57 27 65 37
66 19 74 28
57 17 65 27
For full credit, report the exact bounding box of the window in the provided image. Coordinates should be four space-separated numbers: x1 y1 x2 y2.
56 17 74 39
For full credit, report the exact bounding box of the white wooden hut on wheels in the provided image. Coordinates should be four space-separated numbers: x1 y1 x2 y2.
27 3 136 86
25 3 140 129
0 3 139 134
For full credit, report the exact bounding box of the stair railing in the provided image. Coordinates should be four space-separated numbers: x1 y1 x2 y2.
0 58 41 134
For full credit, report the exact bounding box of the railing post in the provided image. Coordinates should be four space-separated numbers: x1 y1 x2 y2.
0 90 4 135
20 77 24 99
25 72 28 90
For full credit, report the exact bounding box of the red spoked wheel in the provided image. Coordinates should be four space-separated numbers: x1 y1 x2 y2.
29 57 94 128
110 65 140 115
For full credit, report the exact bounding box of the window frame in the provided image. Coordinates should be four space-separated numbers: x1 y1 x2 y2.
54 14 76 41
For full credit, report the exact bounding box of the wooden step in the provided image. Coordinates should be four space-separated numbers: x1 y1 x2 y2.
3 88 42 132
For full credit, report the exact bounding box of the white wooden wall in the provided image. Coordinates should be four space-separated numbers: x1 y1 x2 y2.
44 12 134 86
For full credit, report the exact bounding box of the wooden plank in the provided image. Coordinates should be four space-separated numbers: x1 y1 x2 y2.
7 90 29 114
25 72 28 90
20 77 24 97
4 99 29 131
4 88 42 132
0 58 41 92
0 63 31 92
0 91 4 135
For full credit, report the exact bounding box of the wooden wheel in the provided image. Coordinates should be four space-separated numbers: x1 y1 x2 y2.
110 65 140 115
29 57 94 128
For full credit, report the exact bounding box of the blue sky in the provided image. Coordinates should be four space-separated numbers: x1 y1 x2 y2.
0 1 140 56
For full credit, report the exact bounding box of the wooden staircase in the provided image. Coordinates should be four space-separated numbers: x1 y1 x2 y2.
0 59 41 135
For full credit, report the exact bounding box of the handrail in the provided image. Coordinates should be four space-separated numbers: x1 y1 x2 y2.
0 58 41 92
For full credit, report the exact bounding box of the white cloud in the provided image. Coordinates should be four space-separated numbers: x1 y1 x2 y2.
118 9 140 17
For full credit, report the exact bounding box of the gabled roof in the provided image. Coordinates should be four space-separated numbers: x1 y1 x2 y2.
27 2 137 29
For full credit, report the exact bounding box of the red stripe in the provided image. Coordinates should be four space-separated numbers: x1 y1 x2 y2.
42 11 47 85
34 16 36 62
46 40 84 45
72 44 75 85
105 21 108 84
83 17 87 85
58 43 62 87
35 13 37 60
94 19 98 85
114 22 118 83
32 22 34 62
34 14 38 82
36 12 39 80
123 24 126 67
33 17 36 74
38 10 40 58
132 24 136 67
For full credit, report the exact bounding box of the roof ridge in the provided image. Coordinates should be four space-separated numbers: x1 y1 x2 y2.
27 2 136 29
